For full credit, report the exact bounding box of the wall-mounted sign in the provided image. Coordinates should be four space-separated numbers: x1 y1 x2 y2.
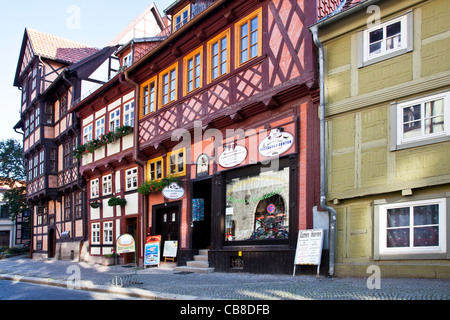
162 182 185 200
258 128 294 158
219 144 248 168
196 153 209 177
116 234 136 254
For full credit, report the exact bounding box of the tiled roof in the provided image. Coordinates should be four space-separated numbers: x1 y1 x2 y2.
26 28 100 64
318 0 365 20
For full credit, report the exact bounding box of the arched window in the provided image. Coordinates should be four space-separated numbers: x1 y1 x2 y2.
250 194 288 240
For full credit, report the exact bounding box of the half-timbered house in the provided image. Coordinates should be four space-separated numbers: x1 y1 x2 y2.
122 0 322 274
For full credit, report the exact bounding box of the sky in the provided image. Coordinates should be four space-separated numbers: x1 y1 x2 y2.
0 0 174 142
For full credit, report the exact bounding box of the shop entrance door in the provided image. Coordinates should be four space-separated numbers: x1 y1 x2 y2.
155 205 179 258
125 217 138 264
192 179 212 250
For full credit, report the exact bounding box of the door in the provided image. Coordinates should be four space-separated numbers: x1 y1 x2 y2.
0 231 10 248
48 229 56 258
192 179 212 250
124 218 138 264
155 206 179 255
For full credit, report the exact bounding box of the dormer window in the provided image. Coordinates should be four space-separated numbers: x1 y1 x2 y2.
173 5 190 31
123 53 132 68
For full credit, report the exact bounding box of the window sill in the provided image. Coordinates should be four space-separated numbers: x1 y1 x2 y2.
391 135 450 151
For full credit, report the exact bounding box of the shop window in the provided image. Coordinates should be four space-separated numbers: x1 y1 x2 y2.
235 8 262 67
148 157 163 181
167 148 186 177
184 47 203 94
377 198 447 258
225 166 290 242
141 76 157 117
207 29 230 83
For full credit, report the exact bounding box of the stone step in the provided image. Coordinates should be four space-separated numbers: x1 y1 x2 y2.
193 254 208 261
174 266 215 274
187 260 209 268
198 249 209 256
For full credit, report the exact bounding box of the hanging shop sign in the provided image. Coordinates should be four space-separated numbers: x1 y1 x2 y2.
258 128 294 158
145 235 161 267
196 153 209 177
116 234 136 254
162 182 185 200
293 229 324 277
219 144 248 168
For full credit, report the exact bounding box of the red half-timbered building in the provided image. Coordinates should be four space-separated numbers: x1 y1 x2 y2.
121 0 322 274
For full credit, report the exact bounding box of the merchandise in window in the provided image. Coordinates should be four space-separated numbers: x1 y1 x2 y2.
225 166 290 242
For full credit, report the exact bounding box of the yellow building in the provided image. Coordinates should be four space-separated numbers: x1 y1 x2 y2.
310 0 450 278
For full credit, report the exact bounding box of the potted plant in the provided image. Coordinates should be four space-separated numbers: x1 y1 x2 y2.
90 201 101 209
107 196 127 207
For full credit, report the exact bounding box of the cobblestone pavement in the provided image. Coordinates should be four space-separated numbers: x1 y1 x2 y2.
0 255 449 300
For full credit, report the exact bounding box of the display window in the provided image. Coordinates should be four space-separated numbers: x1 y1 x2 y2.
225 165 290 243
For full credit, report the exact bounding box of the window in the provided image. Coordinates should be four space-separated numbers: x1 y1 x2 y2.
45 104 53 124
235 8 262 67
60 94 68 118
394 91 450 148
184 47 203 94
74 191 83 219
173 5 190 31
33 154 39 179
102 175 112 196
22 81 27 105
25 119 30 138
207 29 230 82
29 113 35 133
0 205 9 219
35 107 40 128
141 77 157 117
360 13 413 67
159 63 178 107
377 198 447 257
126 168 138 191
91 223 100 245
49 149 57 173
123 53 132 68
63 140 73 169
225 166 290 242
91 179 99 198
64 195 72 221
83 124 93 144
148 157 163 181
103 221 113 244
39 150 45 176
31 67 38 91
109 108 120 132
95 118 105 138
167 148 186 177
27 159 33 181
124 101 135 127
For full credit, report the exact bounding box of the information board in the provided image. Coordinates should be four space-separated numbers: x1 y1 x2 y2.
163 241 178 258
144 236 161 267
293 229 324 277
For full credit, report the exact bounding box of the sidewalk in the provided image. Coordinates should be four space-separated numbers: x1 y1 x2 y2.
0 255 449 300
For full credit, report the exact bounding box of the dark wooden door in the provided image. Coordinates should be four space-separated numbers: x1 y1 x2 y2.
156 207 179 249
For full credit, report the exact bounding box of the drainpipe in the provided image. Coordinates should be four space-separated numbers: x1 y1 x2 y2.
310 25 337 277
119 71 147 266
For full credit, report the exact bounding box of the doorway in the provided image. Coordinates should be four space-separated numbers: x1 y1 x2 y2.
154 204 180 260
192 178 212 250
124 217 138 264
48 228 56 258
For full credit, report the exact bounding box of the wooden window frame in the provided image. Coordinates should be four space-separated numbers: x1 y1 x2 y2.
173 5 190 32
235 8 263 68
102 174 112 196
167 148 186 177
207 29 231 83
83 124 93 144
159 63 178 108
125 167 138 191
109 108 120 132
91 179 100 198
95 117 105 139
123 100 135 126
140 76 157 118
147 156 164 181
91 222 100 245
183 47 203 95
103 221 114 244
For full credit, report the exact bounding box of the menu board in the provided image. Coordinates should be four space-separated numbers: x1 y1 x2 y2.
293 229 324 276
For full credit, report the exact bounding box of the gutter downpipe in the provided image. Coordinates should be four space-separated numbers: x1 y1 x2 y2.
120 70 147 266
310 24 337 277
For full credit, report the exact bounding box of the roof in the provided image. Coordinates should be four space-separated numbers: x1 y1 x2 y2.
26 28 100 64
318 0 366 20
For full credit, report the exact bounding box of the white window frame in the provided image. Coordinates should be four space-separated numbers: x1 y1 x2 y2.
91 223 100 245
123 101 134 127
91 179 99 198
125 167 138 191
95 117 105 138
377 198 447 258
109 108 120 132
359 12 413 68
102 174 112 196
83 124 93 144
392 91 450 150
123 53 133 68
103 221 113 244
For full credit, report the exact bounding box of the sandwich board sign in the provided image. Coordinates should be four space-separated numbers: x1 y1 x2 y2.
293 229 324 277
144 236 161 267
